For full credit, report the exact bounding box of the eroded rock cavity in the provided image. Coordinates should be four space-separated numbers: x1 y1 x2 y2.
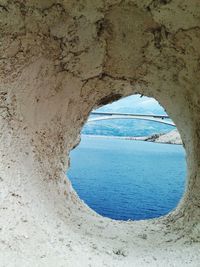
0 1 200 266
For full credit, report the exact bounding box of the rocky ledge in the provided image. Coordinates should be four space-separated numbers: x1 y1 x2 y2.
129 129 182 145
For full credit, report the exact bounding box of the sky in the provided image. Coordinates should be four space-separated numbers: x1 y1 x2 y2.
95 94 167 115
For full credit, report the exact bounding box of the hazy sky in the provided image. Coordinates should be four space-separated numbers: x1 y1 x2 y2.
96 94 167 115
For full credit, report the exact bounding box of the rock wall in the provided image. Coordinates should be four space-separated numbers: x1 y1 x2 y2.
0 1 200 266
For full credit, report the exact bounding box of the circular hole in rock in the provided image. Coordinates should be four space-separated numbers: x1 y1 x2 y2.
67 94 186 221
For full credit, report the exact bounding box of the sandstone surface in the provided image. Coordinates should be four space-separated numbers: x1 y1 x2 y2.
0 1 200 266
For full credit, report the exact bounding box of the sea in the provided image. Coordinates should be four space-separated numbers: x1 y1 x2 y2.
67 135 186 221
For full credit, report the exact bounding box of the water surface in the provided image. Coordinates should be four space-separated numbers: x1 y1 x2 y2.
67 135 186 220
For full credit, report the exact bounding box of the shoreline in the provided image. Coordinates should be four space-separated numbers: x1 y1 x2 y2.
81 132 182 145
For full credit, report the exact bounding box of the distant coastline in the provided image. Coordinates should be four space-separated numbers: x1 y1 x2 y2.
82 129 182 145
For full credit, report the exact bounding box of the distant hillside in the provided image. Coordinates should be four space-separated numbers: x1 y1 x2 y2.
82 119 174 137
82 95 175 138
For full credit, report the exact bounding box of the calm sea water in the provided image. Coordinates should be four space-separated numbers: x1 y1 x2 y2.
67 135 186 220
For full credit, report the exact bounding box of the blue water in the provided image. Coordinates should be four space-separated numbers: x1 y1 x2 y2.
67 135 186 221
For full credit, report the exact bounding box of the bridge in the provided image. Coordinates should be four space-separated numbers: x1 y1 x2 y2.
87 112 175 127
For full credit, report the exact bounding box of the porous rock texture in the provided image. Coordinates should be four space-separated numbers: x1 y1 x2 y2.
0 0 200 266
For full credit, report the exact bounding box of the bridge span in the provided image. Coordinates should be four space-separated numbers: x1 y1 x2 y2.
87 112 175 127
